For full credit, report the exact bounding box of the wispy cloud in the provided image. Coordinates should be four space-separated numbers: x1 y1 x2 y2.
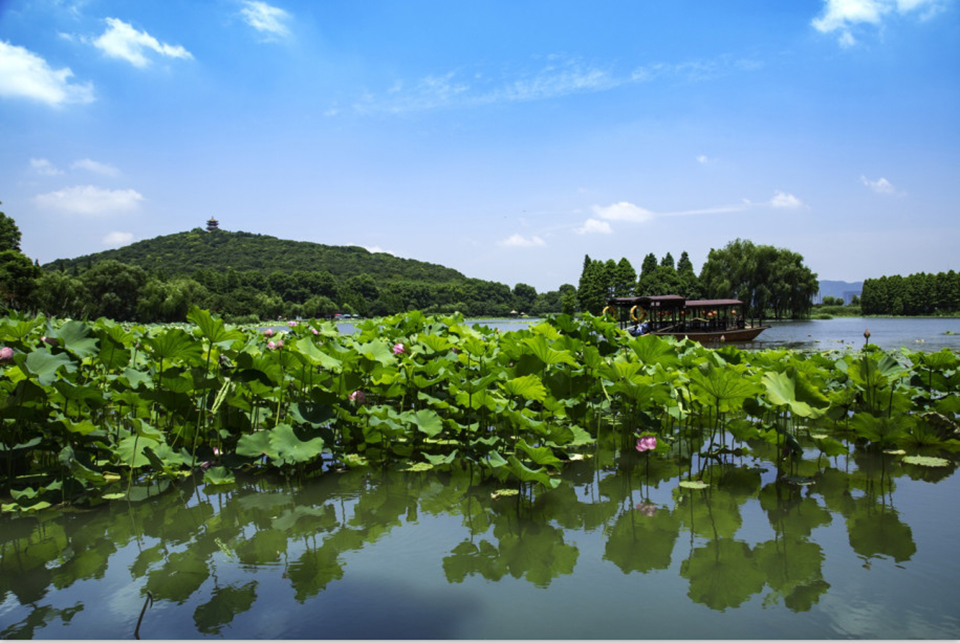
812 0 948 46
103 231 134 246
582 192 803 234
575 219 613 235
769 191 804 208
92 18 192 68
72 158 120 177
35 185 144 215
354 54 761 115
30 158 63 176
0 40 94 106
498 234 546 248
592 202 655 223
240 1 292 41
861 175 903 195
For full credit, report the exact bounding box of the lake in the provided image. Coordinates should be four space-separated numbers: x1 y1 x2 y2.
332 316 960 353
2 430 959 639
3 315 959 639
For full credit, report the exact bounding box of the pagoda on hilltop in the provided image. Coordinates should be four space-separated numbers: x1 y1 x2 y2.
206 217 220 232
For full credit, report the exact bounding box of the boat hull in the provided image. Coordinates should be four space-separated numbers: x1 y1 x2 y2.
650 325 770 343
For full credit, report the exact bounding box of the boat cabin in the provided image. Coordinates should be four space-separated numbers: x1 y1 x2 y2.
605 295 757 340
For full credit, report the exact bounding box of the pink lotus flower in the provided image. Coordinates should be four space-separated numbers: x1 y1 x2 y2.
636 435 657 453
349 390 366 404
311 328 319 335
267 340 277 350
264 328 276 337
635 501 657 517
288 321 297 328
393 342 405 355
0 347 13 363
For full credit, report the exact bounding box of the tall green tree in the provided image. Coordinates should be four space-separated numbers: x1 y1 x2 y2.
0 250 41 311
577 256 607 315
81 260 147 321
512 283 538 313
33 271 90 318
677 251 702 298
0 204 22 252
636 253 659 295
613 257 636 297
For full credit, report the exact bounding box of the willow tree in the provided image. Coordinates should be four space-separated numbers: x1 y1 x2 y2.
699 239 817 319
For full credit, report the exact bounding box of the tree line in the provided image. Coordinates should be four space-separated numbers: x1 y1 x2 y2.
577 238 820 319
1 209 573 322
860 271 960 316
0 206 898 324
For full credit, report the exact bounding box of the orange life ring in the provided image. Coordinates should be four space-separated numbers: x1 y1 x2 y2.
630 305 647 322
602 306 613 317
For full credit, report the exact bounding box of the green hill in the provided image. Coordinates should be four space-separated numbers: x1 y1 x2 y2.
43 227 466 283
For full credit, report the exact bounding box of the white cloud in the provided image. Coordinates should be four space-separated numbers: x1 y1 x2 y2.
30 158 63 176
93 18 192 68
240 1 292 40
72 158 120 177
498 234 546 248
103 231 134 246
812 0 947 45
696 155 712 164
355 54 761 115
362 245 395 255
575 219 613 235
591 201 656 223
769 191 803 208
0 40 94 106
35 185 144 216
861 175 901 195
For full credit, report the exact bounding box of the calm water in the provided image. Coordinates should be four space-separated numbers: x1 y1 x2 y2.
329 316 960 352
2 436 959 639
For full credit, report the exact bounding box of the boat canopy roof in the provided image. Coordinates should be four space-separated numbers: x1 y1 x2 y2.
609 295 743 309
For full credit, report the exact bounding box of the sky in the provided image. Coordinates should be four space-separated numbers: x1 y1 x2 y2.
1 0 958 293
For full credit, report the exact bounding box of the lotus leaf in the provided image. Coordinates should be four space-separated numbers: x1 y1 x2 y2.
902 455 950 467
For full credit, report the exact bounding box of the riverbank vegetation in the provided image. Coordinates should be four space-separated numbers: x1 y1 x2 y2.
861 270 960 316
2 308 957 513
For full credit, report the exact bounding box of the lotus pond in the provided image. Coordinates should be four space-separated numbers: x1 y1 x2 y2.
1 310 959 638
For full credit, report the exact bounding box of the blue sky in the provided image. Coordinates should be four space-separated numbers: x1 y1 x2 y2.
1 0 958 293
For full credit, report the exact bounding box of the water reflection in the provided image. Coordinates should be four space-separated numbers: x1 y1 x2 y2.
0 434 955 639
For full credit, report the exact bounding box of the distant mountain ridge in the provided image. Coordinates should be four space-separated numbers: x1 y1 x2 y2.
42 228 467 283
817 280 863 303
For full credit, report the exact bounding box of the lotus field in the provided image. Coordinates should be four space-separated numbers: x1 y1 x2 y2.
2 308 959 512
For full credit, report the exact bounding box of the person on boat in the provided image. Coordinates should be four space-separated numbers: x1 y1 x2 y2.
629 321 650 337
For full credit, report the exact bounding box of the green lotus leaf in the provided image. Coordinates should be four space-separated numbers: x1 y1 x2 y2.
53 320 100 359
24 349 75 386
187 306 245 346
203 466 236 485
144 328 203 365
268 423 325 465
516 439 563 468
403 461 435 472
500 374 547 402
294 337 342 372
236 431 274 459
679 480 709 489
116 434 160 468
406 408 444 438
902 455 951 467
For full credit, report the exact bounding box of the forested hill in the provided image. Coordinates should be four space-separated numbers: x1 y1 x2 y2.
42 228 467 283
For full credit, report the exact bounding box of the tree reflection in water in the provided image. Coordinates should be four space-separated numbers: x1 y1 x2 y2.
0 432 944 639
